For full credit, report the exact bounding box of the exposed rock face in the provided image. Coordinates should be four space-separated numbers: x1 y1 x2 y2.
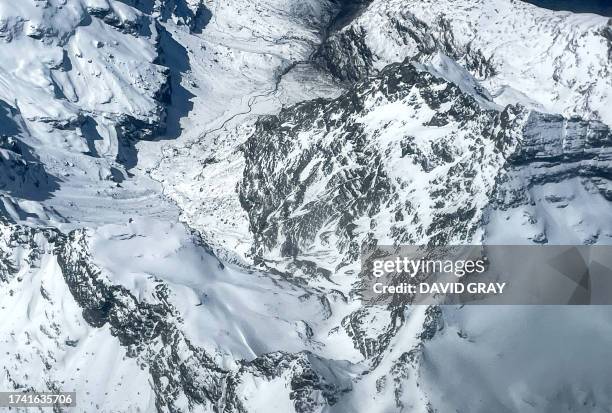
320 11 496 83
225 351 352 413
2 0 612 412
240 54 612 266
486 112 612 244
239 60 524 274
318 0 612 126
86 1 152 35
1 218 352 412
498 113 612 200
56 230 226 411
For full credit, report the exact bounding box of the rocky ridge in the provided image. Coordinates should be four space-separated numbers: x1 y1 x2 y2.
1 0 612 412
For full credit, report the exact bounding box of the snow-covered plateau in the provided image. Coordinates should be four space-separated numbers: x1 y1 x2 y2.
1 0 612 412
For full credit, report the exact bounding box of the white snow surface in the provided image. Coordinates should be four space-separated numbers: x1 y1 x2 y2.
1 0 612 412
335 0 612 125
88 218 363 364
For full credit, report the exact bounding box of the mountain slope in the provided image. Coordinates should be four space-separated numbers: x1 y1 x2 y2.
1 0 612 412
320 0 612 125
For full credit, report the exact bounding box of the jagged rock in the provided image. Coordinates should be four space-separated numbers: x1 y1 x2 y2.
239 60 522 273
319 0 612 126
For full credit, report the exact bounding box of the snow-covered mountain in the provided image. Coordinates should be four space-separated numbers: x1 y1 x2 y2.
1 0 612 412
320 0 612 125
